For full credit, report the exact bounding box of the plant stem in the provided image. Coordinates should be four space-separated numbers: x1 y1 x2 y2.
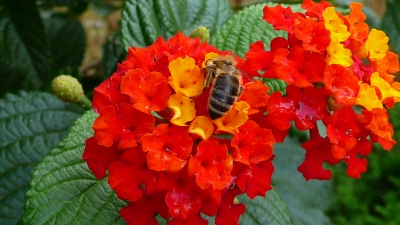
80 95 92 108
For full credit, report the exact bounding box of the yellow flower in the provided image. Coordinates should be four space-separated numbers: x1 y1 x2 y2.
326 39 353 67
167 93 196 126
370 72 400 103
202 52 220 68
322 7 353 67
362 29 389 61
355 82 383 110
323 7 351 42
168 56 204 97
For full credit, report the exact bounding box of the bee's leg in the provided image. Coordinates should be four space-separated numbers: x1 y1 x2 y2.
203 70 214 89
193 69 214 100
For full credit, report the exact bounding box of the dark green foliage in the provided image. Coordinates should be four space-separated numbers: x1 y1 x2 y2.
0 91 84 225
381 0 400 55
0 0 51 96
43 14 86 79
102 32 127 79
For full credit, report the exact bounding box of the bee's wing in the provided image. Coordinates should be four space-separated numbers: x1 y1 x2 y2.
236 67 255 82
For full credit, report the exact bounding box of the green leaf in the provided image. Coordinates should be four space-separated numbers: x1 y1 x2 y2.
103 32 127 79
272 138 333 225
43 14 86 78
0 91 84 225
23 111 127 225
239 190 292 225
212 3 296 57
381 0 400 55
121 0 233 49
258 78 287 95
0 0 51 96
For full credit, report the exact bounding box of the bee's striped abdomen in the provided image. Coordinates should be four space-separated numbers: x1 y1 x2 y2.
208 74 240 120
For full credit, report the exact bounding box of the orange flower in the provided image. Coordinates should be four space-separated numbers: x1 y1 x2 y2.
167 93 196 126
238 80 270 115
188 116 214 140
213 101 250 134
345 2 369 43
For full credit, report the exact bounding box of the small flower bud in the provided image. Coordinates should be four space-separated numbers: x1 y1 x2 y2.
189 26 210 43
51 75 84 103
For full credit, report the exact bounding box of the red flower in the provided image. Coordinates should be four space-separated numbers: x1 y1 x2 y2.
294 17 331 52
168 214 208 225
263 4 300 33
142 124 193 172
215 186 246 225
121 69 171 114
120 192 170 225
298 137 340 180
92 75 130 111
82 137 122 179
108 147 158 202
301 0 331 21
267 85 330 131
188 139 233 190
343 139 372 178
324 64 359 106
235 160 274 199
92 102 155 148
324 106 360 159
231 120 275 165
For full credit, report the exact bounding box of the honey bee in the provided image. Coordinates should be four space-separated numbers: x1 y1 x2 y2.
202 55 251 120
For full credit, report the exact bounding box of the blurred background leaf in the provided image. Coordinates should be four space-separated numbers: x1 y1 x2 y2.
273 138 334 225
43 14 86 79
0 0 51 96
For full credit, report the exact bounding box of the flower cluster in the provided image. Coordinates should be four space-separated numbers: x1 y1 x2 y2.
83 0 400 223
238 0 399 180
83 33 278 224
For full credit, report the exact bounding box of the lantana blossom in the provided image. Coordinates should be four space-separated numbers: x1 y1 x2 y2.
83 32 275 224
241 0 400 180
83 1 400 224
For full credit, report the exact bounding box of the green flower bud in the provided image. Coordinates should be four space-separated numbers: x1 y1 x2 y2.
189 26 210 43
51 75 84 103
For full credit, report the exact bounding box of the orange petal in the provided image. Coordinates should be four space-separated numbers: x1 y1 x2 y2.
213 101 250 134
238 80 270 115
168 56 204 97
167 93 196 126
188 116 214 140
